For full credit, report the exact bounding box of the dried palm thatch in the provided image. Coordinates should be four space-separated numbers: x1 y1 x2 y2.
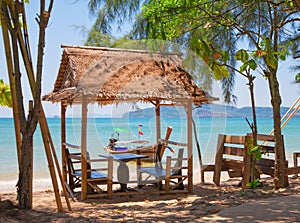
43 45 217 105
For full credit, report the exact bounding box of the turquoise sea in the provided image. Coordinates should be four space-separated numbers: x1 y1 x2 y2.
0 117 299 188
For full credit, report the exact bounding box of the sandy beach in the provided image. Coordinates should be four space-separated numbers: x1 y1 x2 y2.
1 174 300 222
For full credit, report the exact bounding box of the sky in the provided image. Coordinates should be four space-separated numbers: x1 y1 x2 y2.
0 0 299 118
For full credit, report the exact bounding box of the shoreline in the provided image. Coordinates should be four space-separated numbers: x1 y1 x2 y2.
0 168 228 194
0 178 53 194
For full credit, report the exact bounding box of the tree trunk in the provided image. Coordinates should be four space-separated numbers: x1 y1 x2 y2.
17 133 33 209
268 70 286 189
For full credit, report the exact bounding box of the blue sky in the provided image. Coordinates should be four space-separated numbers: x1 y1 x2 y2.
0 1 299 117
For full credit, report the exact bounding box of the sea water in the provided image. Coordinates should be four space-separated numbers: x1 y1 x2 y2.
0 117 299 189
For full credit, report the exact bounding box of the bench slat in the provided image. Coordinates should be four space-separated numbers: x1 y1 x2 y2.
74 170 108 179
224 146 244 156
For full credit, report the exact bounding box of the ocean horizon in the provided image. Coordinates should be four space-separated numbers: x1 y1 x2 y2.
0 117 299 191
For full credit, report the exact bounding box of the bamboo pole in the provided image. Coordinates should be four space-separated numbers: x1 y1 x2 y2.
31 107 71 211
0 8 22 165
192 118 204 183
81 95 88 201
155 100 161 146
187 99 193 193
43 109 71 211
61 104 67 182
38 112 63 211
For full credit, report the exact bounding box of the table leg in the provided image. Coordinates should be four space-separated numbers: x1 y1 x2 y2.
120 183 127 191
117 162 129 192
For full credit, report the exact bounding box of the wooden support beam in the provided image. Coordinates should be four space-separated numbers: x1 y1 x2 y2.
81 95 88 201
158 139 187 147
213 134 226 186
165 156 171 195
187 99 193 193
155 100 161 146
242 135 251 189
61 104 67 182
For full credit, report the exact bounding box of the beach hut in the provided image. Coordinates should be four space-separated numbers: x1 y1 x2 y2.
43 45 217 200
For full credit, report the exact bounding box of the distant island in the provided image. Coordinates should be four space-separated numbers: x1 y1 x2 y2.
123 104 300 118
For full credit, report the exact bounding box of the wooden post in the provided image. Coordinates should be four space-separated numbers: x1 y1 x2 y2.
61 104 67 182
155 100 161 145
81 95 88 201
187 99 193 193
107 157 113 198
213 134 226 186
165 156 171 195
242 135 251 189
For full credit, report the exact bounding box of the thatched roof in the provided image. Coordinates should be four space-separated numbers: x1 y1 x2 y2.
43 45 217 105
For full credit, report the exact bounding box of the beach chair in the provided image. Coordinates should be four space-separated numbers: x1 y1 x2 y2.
65 147 114 198
137 148 188 194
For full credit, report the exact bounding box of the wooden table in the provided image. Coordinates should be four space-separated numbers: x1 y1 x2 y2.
99 153 148 191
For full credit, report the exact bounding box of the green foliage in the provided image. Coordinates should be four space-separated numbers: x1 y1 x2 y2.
235 49 258 73
211 63 230 80
87 0 141 35
246 137 263 161
85 31 116 47
296 73 300 83
86 0 300 107
0 79 12 108
248 146 262 160
246 178 261 189
235 49 249 63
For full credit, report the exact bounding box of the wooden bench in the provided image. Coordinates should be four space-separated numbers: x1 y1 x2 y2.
201 134 251 188
202 133 299 188
254 134 300 184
